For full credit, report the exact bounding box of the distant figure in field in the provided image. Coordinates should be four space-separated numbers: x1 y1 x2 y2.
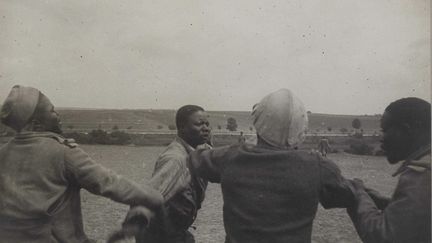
136 105 211 243
0 85 163 243
317 137 331 157
348 97 431 243
238 131 246 144
189 89 356 243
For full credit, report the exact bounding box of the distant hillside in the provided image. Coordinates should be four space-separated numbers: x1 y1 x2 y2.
0 109 381 135
57 109 381 135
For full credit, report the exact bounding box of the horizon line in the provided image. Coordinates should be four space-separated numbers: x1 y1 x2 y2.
56 107 382 117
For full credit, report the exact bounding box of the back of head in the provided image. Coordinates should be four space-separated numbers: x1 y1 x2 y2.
252 89 308 149
175 105 204 130
385 97 431 145
1 85 41 132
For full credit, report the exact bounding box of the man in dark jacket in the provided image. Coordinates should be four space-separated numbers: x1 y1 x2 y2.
348 97 431 243
136 105 211 243
189 89 356 243
0 85 163 243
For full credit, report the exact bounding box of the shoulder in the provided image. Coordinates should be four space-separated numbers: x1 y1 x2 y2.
40 134 89 161
306 151 341 174
287 149 324 162
398 166 431 187
26 133 80 150
161 140 188 158
155 140 188 167
50 136 79 149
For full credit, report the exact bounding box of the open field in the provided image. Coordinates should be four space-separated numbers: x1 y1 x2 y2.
0 109 381 135
79 144 398 243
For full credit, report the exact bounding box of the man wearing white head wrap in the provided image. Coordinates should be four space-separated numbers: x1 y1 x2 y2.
252 89 308 148
0 85 163 243
187 89 356 243
0 85 41 132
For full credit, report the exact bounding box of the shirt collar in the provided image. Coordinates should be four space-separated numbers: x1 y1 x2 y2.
175 136 195 154
392 144 431 177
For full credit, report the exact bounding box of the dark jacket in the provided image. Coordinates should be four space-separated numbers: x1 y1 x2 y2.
189 144 355 243
0 132 162 243
348 147 431 243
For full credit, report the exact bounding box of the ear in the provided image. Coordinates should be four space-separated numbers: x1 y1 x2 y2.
177 127 185 136
26 118 44 131
403 123 424 144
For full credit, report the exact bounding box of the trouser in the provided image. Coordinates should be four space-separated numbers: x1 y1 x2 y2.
166 230 195 243
319 149 328 157
136 228 195 243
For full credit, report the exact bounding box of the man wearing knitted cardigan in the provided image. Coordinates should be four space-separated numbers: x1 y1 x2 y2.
189 89 356 243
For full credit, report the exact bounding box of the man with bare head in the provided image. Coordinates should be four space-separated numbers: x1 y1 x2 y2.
136 105 211 243
0 85 163 243
348 97 431 243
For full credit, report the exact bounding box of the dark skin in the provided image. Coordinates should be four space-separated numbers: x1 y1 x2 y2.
380 111 428 164
178 110 210 148
30 95 63 134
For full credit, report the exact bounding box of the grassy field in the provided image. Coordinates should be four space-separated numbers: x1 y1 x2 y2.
0 109 381 135
79 144 398 243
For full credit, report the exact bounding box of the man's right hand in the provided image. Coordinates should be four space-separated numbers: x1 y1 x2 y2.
349 178 391 210
123 206 155 231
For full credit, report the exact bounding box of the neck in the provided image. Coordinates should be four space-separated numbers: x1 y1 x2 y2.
178 133 197 148
21 123 44 133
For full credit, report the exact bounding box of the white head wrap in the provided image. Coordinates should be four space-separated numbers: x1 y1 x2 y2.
1 85 41 131
252 89 308 149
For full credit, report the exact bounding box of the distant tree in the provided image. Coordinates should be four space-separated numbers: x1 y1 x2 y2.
168 124 176 130
352 118 361 130
89 129 109 144
112 125 119 130
327 127 332 132
249 126 253 131
157 125 164 130
110 130 131 145
217 125 222 130
226 117 238 131
67 125 74 130
340 128 348 134
127 126 133 130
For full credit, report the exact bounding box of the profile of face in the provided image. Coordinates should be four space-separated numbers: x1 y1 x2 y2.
180 110 210 148
33 95 63 134
380 111 411 164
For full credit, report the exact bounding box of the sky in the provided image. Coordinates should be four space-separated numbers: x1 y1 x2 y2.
0 0 430 115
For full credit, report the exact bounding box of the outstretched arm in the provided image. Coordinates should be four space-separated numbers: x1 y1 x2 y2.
347 175 430 243
363 186 391 210
318 156 355 209
64 146 163 209
189 146 232 183
347 179 393 243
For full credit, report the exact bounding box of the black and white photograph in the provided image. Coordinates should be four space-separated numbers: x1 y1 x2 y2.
0 1 430 242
